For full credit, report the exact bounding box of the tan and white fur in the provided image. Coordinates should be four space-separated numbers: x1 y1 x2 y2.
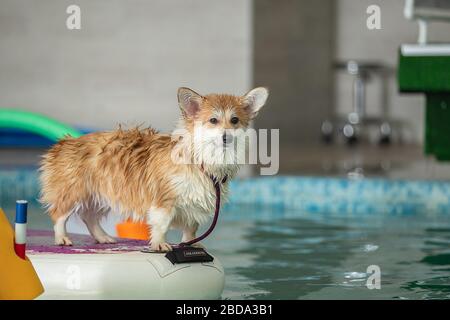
39 87 269 251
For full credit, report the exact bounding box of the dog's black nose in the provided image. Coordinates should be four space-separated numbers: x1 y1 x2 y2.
222 133 233 144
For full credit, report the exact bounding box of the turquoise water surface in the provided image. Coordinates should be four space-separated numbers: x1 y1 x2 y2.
1 168 450 299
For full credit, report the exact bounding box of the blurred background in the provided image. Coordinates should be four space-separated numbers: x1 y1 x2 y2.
2 1 450 300
1 0 450 179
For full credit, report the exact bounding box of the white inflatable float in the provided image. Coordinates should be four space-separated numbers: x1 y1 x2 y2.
23 175 227 299
27 230 225 299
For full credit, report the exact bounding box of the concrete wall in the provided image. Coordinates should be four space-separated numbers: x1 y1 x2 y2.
253 0 335 145
335 0 450 143
0 0 252 132
3 0 447 145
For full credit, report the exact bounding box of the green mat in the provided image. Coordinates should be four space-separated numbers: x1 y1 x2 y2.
398 51 450 161
398 54 450 92
424 94 450 160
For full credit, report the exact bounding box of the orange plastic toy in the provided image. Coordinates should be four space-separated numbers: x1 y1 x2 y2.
116 219 150 240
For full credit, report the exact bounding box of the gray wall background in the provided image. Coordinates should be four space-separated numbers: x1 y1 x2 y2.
0 0 252 132
1 0 450 144
255 0 450 146
335 0 450 144
253 0 335 146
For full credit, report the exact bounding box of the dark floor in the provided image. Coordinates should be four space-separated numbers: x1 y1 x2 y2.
275 143 450 179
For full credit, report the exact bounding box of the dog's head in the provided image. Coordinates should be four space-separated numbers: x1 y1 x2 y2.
176 87 269 167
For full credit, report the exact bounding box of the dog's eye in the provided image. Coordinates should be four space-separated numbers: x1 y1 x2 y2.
209 118 218 124
230 117 239 124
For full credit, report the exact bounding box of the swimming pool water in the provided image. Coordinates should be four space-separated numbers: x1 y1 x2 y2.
1 169 450 300
2 204 450 300
211 211 450 300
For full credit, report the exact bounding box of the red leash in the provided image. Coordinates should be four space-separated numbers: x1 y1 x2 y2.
177 175 227 247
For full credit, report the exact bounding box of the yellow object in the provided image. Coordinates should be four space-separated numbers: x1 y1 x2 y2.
116 219 150 240
0 208 44 300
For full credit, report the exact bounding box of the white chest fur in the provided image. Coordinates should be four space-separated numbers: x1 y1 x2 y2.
170 172 229 227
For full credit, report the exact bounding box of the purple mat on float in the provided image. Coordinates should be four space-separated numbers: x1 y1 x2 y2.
26 230 148 254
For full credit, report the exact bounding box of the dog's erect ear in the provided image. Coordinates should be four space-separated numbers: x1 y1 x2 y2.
178 87 203 118
243 87 269 119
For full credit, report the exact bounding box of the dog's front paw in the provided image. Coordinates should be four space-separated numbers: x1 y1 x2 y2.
55 236 73 246
150 242 173 252
95 234 117 244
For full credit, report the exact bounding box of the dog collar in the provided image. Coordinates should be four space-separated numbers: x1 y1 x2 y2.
199 163 228 185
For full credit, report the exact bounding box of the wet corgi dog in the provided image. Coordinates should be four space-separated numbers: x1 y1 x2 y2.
39 87 268 251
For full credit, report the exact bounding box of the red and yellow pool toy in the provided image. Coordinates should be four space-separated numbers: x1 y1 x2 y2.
0 206 44 300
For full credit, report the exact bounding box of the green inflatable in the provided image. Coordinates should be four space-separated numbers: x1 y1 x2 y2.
0 109 82 141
